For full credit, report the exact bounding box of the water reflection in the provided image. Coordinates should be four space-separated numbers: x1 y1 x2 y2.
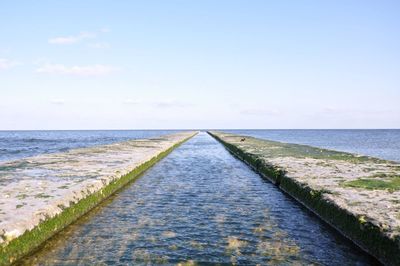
21 133 376 265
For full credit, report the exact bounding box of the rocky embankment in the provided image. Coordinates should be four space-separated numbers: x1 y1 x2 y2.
208 131 400 266
0 131 197 265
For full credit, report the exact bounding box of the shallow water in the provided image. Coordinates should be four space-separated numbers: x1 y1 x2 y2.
22 133 376 265
0 130 182 162
225 129 400 162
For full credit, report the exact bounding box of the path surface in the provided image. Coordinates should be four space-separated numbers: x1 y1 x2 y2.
22 133 375 265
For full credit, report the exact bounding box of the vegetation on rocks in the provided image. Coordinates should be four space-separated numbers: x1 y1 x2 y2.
344 176 400 191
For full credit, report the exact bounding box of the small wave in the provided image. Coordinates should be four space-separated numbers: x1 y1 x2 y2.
23 138 56 143
0 149 23 154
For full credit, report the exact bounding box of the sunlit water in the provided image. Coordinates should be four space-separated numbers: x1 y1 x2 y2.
225 129 400 162
22 133 376 265
0 130 182 162
1 129 398 163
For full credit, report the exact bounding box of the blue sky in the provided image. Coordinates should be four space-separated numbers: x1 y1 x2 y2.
1 1 399 129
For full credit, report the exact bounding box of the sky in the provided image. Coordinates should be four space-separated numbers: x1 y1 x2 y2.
1 0 399 129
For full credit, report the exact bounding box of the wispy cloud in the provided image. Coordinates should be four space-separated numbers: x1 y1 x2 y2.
99 27 110 33
153 99 191 108
48 28 110 45
319 107 395 116
0 58 20 70
122 98 192 108
123 99 141 105
36 64 120 76
50 99 65 105
240 108 281 116
48 31 96 45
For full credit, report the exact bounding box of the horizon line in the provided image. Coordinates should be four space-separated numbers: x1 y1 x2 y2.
0 128 399 131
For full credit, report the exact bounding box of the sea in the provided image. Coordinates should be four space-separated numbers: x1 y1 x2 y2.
0 129 399 162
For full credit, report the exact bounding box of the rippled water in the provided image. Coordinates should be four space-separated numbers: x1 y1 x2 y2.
225 129 400 162
0 130 182 162
1 129 398 163
22 133 376 265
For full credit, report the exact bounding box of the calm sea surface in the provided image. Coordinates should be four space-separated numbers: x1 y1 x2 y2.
21 133 376 265
1 129 398 163
226 129 400 162
0 130 182 162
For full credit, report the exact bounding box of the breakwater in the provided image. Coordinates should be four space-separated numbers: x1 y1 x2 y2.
0 131 197 265
19 132 374 265
208 131 400 265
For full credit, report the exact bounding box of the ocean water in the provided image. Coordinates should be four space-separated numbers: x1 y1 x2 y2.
0 130 182 162
21 133 376 265
1 129 399 163
225 129 400 162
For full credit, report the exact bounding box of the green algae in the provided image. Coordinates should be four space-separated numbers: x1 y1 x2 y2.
222 133 388 164
16 194 28 200
34 193 52 199
0 162 28 172
0 133 196 266
344 176 400 191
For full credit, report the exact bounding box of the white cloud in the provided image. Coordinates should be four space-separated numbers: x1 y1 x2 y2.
48 31 96 45
48 28 110 45
48 36 78 45
0 58 20 70
36 64 120 76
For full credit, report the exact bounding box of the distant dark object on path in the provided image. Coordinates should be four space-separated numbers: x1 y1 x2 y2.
240 138 246 142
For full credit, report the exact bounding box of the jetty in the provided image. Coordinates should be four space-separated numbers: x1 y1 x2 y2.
208 131 400 265
0 131 197 265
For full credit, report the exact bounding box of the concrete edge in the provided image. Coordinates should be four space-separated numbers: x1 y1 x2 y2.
0 132 197 266
208 131 397 266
